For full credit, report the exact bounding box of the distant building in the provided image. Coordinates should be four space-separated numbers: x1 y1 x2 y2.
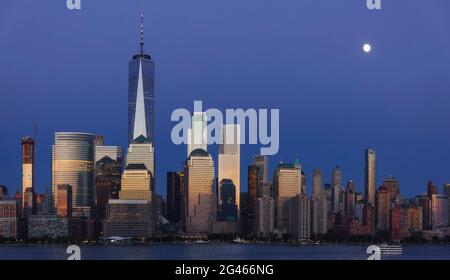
430 195 449 229
95 156 122 219
167 172 184 224
22 136 35 216
0 185 8 200
427 181 438 196
105 200 153 238
254 196 275 237
94 145 122 165
312 169 327 235
120 164 153 201
52 132 95 218
126 136 155 184
218 179 238 222
331 166 341 213
247 165 259 233
365 149 376 206
289 194 311 239
344 180 356 217
22 187 34 217
273 163 301 233
187 112 208 157
28 215 69 239
376 186 390 231
0 200 18 239
218 125 240 218
56 185 73 218
444 184 450 196
183 149 215 234
253 155 269 193
415 195 432 230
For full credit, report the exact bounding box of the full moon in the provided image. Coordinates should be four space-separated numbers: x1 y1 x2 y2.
363 43 372 53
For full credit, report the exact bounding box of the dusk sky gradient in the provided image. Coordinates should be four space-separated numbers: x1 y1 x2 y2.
1 0 450 198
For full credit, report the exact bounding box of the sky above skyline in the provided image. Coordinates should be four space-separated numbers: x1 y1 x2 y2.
1 0 450 198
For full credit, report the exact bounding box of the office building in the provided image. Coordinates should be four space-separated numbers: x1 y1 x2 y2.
95 156 122 219
0 200 18 239
273 162 301 233
128 14 155 145
167 172 184 224
120 164 153 201
218 179 238 221
105 200 153 238
183 149 215 233
126 137 155 183
331 166 341 213
376 186 390 231
28 215 69 239
365 149 376 206
187 112 208 156
56 185 72 218
289 194 311 239
430 195 449 229
218 124 240 217
254 196 275 237
52 132 95 218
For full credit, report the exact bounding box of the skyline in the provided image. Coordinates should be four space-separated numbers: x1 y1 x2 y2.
1 1 450 198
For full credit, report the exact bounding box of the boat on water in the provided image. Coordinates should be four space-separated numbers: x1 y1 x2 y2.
233 237 249 244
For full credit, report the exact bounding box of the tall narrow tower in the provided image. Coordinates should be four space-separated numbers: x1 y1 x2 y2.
22 136 35 216
128 13 155 144
365 149 376 206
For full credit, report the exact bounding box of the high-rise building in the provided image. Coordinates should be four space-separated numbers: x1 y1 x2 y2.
183 149 215 233
218 179 238 221
56 184 72 218
273 163 301 233
289 194 311 239
331 166 341 213
376 186 390 231
167 172 184 224
365 149 376 206
430 194 449 229
52 132 95 218
105 199 153 238
120 164 153 201
94 156 122 219
126 137 155 183
187 112 208 156
382 177 400 204
128 14 155 145
254 196 275 237
247 165 259 233
344 180 356 217
427 181 438 196
218 124 240 217
415 195 432 230
95 145 122 165
444 184 450 196
0 185 7 200
312 168 327 235
0 200 18 239
253 155 269 189
22 136 35 216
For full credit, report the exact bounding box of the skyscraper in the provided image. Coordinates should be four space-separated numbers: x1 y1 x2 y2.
247 165 259 232
52 132 95 218
56 184 72 218
289 193 311 240
167 171 184 224
128 14 155 144
376 186 390 231
253 155 269 187
22 136 35 216
95 156 122 219
126 136 155 184
120 164 153 201
218 179 238 221
183 149 215 233
331 165 341 213
312 168 327 235
187 112 208 156
365 149 376 206
273 162 301 233
218 124 240 217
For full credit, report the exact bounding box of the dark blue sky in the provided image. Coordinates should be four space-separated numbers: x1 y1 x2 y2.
1 0 450 198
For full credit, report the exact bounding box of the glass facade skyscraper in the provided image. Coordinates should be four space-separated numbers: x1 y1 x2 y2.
52 132 95 218
128 14 155 144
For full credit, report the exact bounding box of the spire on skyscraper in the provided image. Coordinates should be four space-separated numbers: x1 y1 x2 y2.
140 12 144 55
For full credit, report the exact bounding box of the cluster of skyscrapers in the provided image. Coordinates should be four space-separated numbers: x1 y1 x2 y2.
1 16 450 242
